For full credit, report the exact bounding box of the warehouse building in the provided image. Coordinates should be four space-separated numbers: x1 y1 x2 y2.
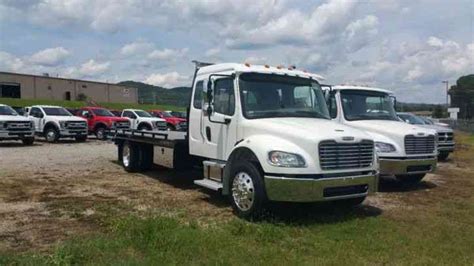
0 71 138 104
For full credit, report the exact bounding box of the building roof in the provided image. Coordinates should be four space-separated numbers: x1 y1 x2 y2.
0 71 133 88
197 63 325 81
331 85 393 94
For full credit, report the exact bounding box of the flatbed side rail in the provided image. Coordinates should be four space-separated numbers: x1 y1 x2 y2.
107 128 168 140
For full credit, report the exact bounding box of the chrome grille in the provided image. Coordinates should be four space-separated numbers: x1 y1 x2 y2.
319 140 374 170
114 121 130 129
66 121 87 129
5 121 32 131
156 121 167 131
437 132 454 143
404 135 436 154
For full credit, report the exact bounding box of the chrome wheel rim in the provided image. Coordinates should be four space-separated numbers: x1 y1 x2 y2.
97 129 104 139
122 145 130 167
46 130 56 142
232 172 255 211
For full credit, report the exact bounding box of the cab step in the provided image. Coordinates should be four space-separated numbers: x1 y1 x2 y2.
194 179 223 191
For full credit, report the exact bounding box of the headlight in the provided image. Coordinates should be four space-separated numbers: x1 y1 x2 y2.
375 142 396 153
268 151 306 167
155 121 166 128
59 121 67 128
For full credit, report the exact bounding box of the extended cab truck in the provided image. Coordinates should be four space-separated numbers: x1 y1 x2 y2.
111 62 379 219
77 107 131 140
324 85 438 184
121 109 167 131
27 105 88 143
398 112 455 161
0 104 35 145
150 110 187 131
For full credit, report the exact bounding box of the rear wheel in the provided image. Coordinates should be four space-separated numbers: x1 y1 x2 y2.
229 161 267 219
139 144 154 171
22 137 35 145
45 127 59 143
122 141 140 172
167 124 175 131
395 174 425 185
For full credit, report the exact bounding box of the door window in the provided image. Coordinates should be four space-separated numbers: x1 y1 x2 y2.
213 78 235 115
327 92 338 119
193 81 204 109
30 107 43 118
123 111 136 119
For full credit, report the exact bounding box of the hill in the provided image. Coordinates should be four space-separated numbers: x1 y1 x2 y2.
118 81 191 107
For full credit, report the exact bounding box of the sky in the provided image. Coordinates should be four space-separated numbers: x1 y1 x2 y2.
0 0 473 103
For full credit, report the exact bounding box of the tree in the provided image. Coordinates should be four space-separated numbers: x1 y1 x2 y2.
76 93 88 101
449 74 474 119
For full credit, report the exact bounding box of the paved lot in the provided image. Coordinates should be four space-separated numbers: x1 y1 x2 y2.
0 138 454 252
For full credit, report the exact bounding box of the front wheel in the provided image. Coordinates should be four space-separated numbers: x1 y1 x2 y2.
22 137 35 145
395 174 425 185
45 127 59 143
95 127 107 140
438 152 450 161
229 161 267 219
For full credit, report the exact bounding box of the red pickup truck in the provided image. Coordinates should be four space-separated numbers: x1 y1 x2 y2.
77 107 130 139
149 110 187 131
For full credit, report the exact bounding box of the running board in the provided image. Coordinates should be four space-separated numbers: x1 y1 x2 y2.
194 179 223 191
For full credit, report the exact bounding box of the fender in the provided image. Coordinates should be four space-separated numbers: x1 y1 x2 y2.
93 122 108 130
222 134 311 195
138 121 152 129
43 121 59 133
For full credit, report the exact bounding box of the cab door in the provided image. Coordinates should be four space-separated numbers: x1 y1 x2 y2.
29 107 44 132
200 77 238 161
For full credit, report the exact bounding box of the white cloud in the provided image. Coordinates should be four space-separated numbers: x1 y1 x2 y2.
148 48 188 61
29 47 70 66
344 15 379 52
79 59 110 76
205 48 221 57
0 51 25 72
120 41 154 56
144 72 188 87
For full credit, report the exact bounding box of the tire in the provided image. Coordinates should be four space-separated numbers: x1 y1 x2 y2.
139 144 154 171
121 141 140 172
438 152 450 161
335 196 366 208
138 124 152 131
118 142 124 162
75 135 87 142
395 174 425 185
95 127 107 140
22 137 35 146
167 124 175 131
44 127 59 143
228 161 267 219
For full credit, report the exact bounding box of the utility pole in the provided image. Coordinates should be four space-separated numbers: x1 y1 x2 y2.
442 80 449 108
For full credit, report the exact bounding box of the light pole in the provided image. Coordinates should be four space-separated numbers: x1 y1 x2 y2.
442 80 449 108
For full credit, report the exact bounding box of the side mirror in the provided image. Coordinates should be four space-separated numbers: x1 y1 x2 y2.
38 113 44 118
206 79 214 116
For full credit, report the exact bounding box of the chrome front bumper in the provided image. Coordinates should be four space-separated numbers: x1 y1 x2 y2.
0 130 34 139
378 157 437 175
59 129 88 136
438 142 455 152
264 173 378 202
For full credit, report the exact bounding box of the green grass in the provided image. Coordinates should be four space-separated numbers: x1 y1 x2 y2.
0 97 184 111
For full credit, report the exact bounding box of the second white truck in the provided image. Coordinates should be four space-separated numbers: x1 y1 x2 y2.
110 62 380 219
324 85 438 184
121 109 167 131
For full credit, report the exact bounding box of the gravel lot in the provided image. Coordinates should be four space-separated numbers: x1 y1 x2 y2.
0 138 453 252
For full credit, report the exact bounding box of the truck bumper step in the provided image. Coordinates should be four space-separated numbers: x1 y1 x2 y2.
194 179 223 191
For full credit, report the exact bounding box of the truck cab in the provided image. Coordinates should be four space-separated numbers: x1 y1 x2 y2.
398 112 455 161
0 104 35 145
113 62 379 219
121 109 167 131
324 85 438 184
77 107 131 140
149 109 187 131
27 105 88 143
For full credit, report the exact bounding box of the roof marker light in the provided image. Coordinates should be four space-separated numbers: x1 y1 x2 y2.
276 65 283 69
244 63 251 67
264 64 270 68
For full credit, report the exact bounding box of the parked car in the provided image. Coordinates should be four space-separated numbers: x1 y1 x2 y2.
420 116 450 128
112 62 379 219
324 85 438 184
398 112 455 160
77 107 131 140
0 104 35 145
26 105 88 142
11 106 26 116
170 111 187 119
149 109 187 131
121 109 167 131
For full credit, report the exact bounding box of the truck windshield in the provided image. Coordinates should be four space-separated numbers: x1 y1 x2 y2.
135 110 152 118
0 106 18 116
239 73 330 119
340 90 399 121
92 108 115 117
398 113 425 125
43 107 72 116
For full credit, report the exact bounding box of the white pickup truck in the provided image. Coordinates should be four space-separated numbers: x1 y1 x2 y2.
110 62 379 219
324 85 438 184
121 109 167 131
0 104 35 145
27 105 88 142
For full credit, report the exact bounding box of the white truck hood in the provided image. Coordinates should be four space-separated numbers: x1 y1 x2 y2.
137 117 165 122
244 117 372 143
415 124 453 134
0 115 31 121
347 120 436 139
47 116 87 122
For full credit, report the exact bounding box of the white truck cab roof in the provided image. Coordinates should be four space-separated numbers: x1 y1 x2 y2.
331 85 393 95
198 63 325 82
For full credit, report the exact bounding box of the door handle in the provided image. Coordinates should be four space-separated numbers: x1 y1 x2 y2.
205 126 211 141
